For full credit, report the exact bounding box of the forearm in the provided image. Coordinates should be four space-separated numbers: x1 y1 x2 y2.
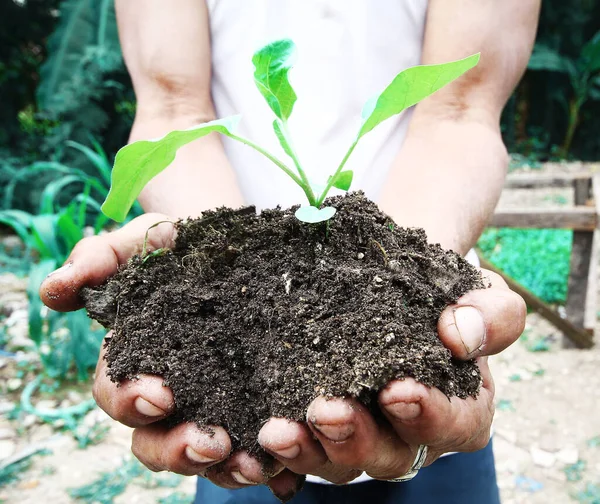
381 0 538 254
379 111 507 255
130 111 244 218
116 0 243 218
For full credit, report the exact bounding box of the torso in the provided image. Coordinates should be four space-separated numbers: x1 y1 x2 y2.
207 0 429 210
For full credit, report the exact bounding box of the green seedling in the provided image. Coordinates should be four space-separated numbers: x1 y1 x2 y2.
101 39 479 223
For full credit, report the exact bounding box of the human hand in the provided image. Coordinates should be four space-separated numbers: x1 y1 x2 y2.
257 270 526 483
39 214 301 500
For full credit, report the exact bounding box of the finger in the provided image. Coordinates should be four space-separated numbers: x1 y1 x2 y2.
267 470 306 503
132 422 231 476
40 213 175 311
258 418 327 474
258 417 360 484
204 450 283 489
306 397 415 480
379 363 495 456
92 338 175 428
438 275 526 359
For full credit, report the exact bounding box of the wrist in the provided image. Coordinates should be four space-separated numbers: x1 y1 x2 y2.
130 99 217 143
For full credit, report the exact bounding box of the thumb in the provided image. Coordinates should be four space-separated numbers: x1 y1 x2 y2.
437 284 526 360
40 213 175 312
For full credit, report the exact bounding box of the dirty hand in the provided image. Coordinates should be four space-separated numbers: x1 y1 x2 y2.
39 214 300 500
257 270 526 483
40 213 526 493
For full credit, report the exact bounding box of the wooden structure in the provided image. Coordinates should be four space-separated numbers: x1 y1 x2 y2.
487 172 598 349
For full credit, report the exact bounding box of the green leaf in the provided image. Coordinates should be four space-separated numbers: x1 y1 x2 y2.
27 259 58 345
295 206 336 223
37 0 122 110
359 54 480 138
252 39 297 120
528 44 575 75
101 116 241 222
272 119 294 158
581 31 600 74
329 170 354 191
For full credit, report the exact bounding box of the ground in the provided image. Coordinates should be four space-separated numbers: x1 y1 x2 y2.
0 162 599 503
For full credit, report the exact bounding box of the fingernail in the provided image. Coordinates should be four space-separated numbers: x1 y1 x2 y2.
231 470 258 485
311 422 354 442
185 446 218 464
46 261 73 278
272 444 301 459
454 306 486 355
134 397 166 417
385 401 422 421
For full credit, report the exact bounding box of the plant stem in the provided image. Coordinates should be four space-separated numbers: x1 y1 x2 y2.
561 97 581 158
315 138 358 207
280 121 317 205
229 134 315 203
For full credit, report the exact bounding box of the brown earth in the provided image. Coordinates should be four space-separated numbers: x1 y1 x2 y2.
82 192 484 457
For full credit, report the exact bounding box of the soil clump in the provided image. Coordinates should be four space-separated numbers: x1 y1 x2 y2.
83 192 485 455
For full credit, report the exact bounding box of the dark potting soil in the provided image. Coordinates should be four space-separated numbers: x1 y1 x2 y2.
83 192 485 456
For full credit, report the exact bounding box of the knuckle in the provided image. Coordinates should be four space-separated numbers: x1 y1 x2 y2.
72 235 103 255
366 457 412 481
132 437 162 472
513 294 527 331
323 469 362 485
467 430 491 453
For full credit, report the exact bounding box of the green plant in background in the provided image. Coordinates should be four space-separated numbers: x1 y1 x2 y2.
527 30 600 157
102 39 479 223
572 482 600 503
0 169 107 379
36 0 129 158
477 228 572 304
0 134 143 379
68 457 185 504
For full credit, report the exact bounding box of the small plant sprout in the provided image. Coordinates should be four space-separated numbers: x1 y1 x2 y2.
101 39 480 224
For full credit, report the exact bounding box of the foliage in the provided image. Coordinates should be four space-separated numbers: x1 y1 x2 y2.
0 0 133 210
158 493 195 504
68 458 184 504
519 329 552 352
102 39 479 223
572 482 600 503
477 228 572 304
0 150 115 379
18 375 102 448
68 458 146 504
35 0 132 160
0 0 60 154
565 460 587 482
0 449 50 489
501 0 600 161
527 31 600 156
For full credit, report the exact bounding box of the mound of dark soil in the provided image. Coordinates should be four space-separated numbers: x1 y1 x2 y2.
83 192 485 455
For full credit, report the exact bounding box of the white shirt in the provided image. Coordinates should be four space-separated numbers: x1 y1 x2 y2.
206 0 466 485
208 0 429 210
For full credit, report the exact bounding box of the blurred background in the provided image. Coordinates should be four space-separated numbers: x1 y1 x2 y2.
0 1 599 503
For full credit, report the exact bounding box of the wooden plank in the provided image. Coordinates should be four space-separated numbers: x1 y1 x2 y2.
490 207 597 230
479 258 594 349
593 174 600 216
504 172 591 189
586 174 600 334
564 178 594 348
583 232 598 334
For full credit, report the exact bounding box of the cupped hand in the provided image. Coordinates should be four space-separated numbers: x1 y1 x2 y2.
39 214 300 500
41 217 526 492
258 269 526 483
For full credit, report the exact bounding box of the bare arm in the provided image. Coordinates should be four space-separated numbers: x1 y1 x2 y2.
379 0 540 254
116 0 244 217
